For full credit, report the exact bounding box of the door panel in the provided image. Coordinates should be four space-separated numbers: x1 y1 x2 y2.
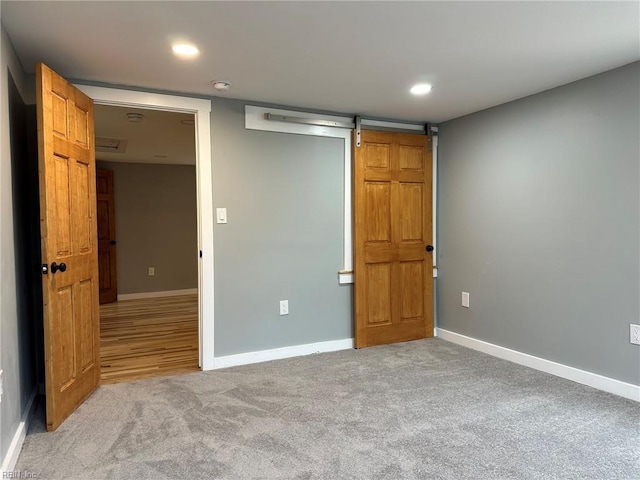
366 263 392 325
37 63 100 431
354 130 433 348
97 169 117 304
365 182 391 242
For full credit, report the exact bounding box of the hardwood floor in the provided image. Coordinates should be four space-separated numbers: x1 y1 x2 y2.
99 294 199 384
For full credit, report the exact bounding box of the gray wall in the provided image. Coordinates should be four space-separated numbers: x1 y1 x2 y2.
96 161 198 295
0 26 39 464
212 98 353 356
437 62 640 385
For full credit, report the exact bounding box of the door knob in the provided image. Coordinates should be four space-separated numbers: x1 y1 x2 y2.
51 262 67 274
425 245 434 252
110 240 117 245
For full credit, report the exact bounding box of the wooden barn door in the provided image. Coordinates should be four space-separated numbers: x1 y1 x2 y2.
353 130 434 348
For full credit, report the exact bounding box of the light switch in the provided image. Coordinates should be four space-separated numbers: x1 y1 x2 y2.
216 208 228 224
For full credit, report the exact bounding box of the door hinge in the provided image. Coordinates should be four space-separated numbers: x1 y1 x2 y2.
199 250 202 258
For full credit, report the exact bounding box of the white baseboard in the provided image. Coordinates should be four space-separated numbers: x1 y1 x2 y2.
214 338 354 369
117 288 197 301
436 328 640 402
1 389 37 473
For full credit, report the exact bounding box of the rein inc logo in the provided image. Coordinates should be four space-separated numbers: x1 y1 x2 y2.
2 472 37 479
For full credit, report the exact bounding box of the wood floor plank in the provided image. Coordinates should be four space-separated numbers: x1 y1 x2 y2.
99 294 199 384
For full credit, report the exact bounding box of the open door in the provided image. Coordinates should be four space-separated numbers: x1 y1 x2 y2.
97 169 117 304
353 130 434 348
36 63 100 431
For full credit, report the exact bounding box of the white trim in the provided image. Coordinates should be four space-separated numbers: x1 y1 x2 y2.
214 338 354 369
338 272 354 285
116 288 198 301
75 85 215 371
431 134 438 268
437 329 640 402
1 390 36 474
245 106 354 284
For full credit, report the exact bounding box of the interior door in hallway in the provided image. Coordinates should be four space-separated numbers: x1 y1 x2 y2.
353 130 434 348
97 169 117 304
36 63 100 431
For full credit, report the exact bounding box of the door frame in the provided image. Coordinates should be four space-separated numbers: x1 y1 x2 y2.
76 85 214 370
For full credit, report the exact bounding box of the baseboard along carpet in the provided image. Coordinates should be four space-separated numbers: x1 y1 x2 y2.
15 338 640 479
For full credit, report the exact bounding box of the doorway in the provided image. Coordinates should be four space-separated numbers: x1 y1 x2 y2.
76 85 215 371
94 105 200 383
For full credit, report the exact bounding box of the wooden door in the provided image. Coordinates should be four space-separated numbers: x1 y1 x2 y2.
36 63 100 431
97 169 117 304
353 130 434 348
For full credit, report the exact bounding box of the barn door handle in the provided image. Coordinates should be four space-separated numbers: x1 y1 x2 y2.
425 245 434 252
51 262 67 274
110 240 116 245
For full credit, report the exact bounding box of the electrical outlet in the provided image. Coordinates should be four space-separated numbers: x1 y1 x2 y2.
279 300 289 316
462 292 470 308
630 324 640 345
148 267 155 276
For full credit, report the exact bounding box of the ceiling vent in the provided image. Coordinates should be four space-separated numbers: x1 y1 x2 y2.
96 137 128 154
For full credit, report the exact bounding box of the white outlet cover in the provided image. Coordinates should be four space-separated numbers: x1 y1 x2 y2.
279 300 289 315
462 292 470 308
630 324 640 345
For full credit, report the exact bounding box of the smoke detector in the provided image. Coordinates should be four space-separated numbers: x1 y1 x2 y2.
211 81 231 91
126 112 144 123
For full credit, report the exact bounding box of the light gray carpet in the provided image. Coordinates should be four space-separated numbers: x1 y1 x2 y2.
15 339 640 479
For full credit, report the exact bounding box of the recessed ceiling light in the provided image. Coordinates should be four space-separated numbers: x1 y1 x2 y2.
211 81 231 91
410 83 433 95
172 43 199 58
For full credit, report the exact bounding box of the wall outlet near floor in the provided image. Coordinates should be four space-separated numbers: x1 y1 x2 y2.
148 267 155 276
462 292 470 308
279 300 289 316
630 324 640 345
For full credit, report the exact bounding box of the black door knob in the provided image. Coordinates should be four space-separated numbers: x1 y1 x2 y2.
426 245 434 252
110 240 117 245
51 262 67 274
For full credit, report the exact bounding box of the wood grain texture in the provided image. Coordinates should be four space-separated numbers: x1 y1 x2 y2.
97 169 117 304
37 63 100 431
353 130 433 348
100 295 199 384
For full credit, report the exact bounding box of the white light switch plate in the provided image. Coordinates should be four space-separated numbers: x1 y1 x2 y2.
216 208 228 224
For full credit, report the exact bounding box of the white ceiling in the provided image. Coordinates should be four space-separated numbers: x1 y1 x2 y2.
94 105 195 165
2 1 639 122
